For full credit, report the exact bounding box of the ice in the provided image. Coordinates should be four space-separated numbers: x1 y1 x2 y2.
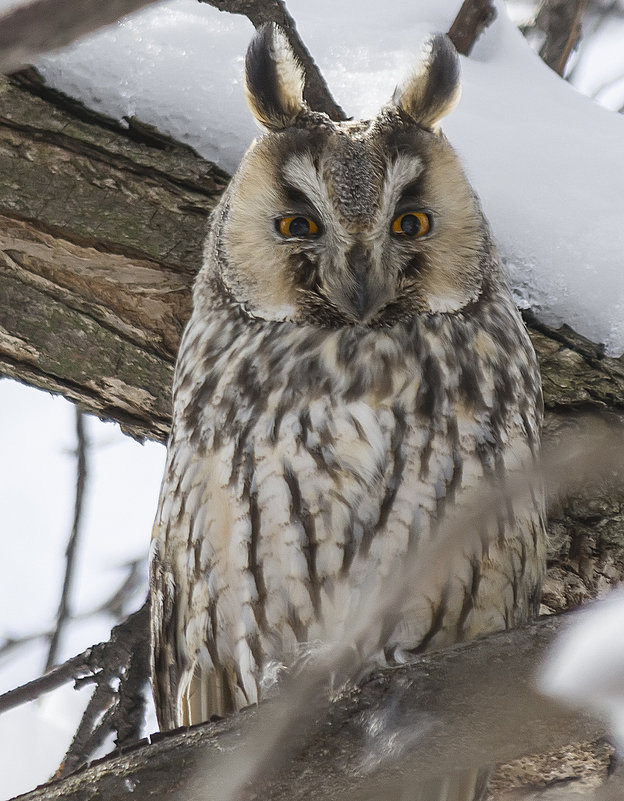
32 0 624 354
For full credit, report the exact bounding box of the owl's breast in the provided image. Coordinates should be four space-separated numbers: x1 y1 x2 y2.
160 301 543 697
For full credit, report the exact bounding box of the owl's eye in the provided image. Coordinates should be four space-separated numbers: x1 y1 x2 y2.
276 216 320 238
391 212 431 237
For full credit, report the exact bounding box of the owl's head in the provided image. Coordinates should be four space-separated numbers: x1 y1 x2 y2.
209 25 493 326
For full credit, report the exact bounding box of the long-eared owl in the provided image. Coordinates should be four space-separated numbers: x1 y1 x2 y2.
150 22 545 779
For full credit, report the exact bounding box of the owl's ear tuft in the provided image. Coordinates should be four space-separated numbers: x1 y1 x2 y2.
245 24 305 131
393 34 461 131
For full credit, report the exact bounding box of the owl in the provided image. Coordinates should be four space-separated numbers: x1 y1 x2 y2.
150 24 545 798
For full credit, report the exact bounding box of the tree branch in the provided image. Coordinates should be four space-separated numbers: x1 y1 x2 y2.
534 0 589 76
6 613 615 801
0 72 227 440
200 0 347 121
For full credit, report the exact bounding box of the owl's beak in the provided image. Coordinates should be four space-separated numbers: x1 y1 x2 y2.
344 243 391 323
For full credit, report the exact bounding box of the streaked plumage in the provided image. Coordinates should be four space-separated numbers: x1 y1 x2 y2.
150 26 545 796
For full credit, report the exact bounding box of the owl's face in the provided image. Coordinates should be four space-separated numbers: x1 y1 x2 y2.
214 27 488 326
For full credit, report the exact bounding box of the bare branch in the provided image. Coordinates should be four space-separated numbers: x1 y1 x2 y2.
0 0 163 75
0 600 150 776
447 0 497 56
58 600 150 776
200 0 347 121
0 650 98 714
45 407 89 671
534 0 589 76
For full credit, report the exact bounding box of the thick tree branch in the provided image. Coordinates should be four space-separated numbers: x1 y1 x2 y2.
7 612 614 801
0 73 227 440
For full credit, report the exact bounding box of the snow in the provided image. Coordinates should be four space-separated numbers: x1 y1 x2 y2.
540 590 624 756
2 0 624 797
34 0 624 354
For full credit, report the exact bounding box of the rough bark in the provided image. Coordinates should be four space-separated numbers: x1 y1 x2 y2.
0 72 228 440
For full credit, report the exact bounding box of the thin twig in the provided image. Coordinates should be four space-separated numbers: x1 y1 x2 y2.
0 649 99 714
59 680 118 777
58 600 150 775
200 0 346 121
46 407 89 672
0 599 150 780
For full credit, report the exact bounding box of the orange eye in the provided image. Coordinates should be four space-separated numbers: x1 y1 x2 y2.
391 212 431 237
277 216 319 238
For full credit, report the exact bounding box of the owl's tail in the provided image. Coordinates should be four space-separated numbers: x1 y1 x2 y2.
181 662 246 725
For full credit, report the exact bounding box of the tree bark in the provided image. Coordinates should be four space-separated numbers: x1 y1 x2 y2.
0 72 227 440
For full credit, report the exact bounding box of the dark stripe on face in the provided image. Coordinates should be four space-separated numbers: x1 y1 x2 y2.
290 253 321 293
281 183 322 221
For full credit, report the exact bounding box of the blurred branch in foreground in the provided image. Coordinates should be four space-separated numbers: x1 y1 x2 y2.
0 0 163 75
6 610 618 801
